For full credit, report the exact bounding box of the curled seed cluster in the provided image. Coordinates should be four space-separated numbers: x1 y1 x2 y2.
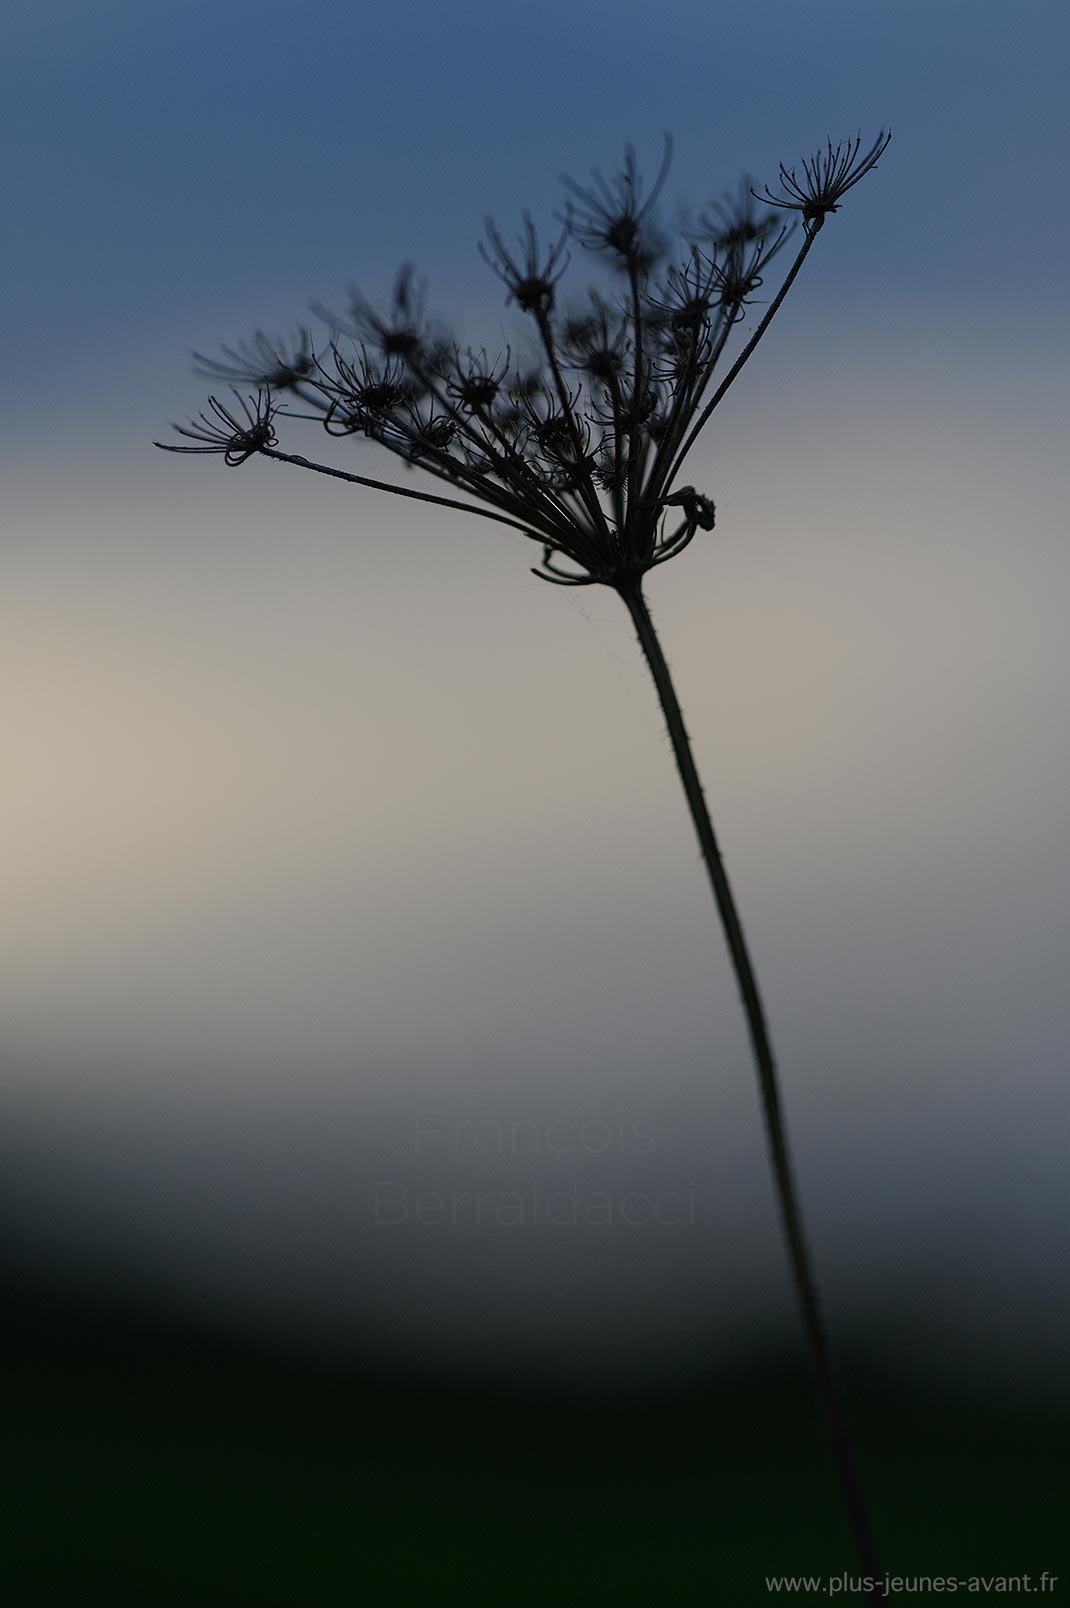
161 132 889 590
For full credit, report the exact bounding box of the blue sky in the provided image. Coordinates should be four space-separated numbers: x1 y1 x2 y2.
5 0 1068 418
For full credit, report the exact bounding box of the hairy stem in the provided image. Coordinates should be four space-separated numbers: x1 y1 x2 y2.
620 578 882 1589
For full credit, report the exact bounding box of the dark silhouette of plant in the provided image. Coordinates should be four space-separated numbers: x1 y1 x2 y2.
158 131 891 1588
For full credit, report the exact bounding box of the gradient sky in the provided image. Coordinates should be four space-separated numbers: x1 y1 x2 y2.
3 0 1069 1375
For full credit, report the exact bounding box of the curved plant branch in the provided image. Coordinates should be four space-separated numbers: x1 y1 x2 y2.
620 577 882 1590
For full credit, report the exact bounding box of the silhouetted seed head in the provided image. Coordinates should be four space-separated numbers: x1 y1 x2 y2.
317 347 413 435
160 131 888 590
379 326 422 360
528 408 598 492
407 413 458 462
647 252 721 343
314 265 432 366
561 301 628 381
156 391 276 465
480 215 569 314
699 179 780 253
446 350 509 413
559 136 673 265
675 236 780 327
755 130 892 232
192 331 314 391
583 344 625 382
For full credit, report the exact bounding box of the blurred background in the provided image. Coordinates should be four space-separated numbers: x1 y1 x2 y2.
3 0 1068 1600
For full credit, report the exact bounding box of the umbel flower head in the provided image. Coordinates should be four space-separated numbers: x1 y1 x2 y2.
159 131 889 593
190 329 314 391
156 390 277 465
754 130 892 233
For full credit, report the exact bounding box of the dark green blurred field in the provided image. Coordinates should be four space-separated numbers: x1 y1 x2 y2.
5 1266 1066 1605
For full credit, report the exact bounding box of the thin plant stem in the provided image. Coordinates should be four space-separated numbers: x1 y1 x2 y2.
259 446 539 535
661 222 821 494
620 577 882 1589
